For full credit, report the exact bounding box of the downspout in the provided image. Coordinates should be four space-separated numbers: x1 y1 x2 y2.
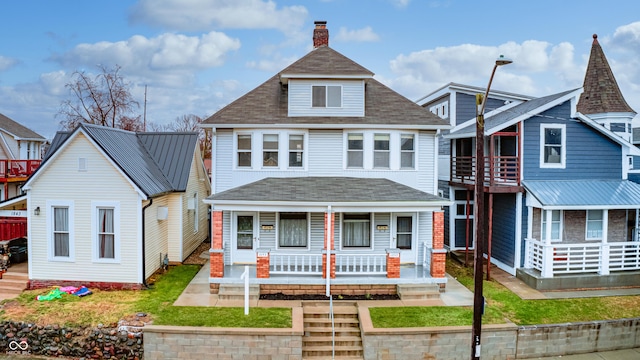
141 198 153 288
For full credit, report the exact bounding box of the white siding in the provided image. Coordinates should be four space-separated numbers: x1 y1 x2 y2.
29 133 141 283
144 196 170 279
288 79 364 117
259 212 276 249
179 148 210 261
373 213 391 252
417 211 433 264
223 210 231 264
166 194 182 262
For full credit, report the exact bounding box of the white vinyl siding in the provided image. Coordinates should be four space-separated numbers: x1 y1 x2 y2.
288 79 364 117
29 133 140 283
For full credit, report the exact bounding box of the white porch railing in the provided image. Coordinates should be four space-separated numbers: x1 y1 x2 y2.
526 238 640 278
270 253 323 275
335 253 387 275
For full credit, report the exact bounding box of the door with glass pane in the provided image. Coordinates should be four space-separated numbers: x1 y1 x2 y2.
233 213 257 263
394 214 416 263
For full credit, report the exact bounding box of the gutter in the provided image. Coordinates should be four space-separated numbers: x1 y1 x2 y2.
141 198 153 288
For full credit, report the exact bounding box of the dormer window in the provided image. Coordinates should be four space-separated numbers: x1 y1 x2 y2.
312 85 341 107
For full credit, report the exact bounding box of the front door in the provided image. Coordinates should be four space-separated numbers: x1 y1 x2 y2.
394 214 416 263
233 213 257 263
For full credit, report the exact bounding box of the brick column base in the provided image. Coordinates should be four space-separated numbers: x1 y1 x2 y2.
256 249 270 278
209 249 224 278
431 250 447 278
386 249 400 278
322 252 336 279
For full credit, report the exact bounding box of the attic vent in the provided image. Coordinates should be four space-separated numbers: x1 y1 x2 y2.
78 158 88 172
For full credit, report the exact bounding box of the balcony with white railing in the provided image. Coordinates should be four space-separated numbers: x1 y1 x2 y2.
525 238 640 278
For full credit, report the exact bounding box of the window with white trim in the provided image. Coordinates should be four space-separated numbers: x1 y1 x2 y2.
262 134 279 167
288 134 304 168
586 210 603 240
312 85 341 108
278 212 308 248
53 207 70 257
237 134 252 168
374 133 390 168
540 124 565 168
396 216 412 250
92 201 120 262
541 210 562 242
343 213 371 248
347 133 364 168
400 134 415 169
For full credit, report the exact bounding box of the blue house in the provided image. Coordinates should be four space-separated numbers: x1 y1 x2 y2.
418 35 640 290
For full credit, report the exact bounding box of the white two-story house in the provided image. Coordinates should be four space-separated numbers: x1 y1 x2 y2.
202 21 451 297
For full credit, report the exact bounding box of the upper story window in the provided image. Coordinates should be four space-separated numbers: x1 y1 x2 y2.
373 133 390 168
312 85 342 108
237 134 252 167
540 124 565 169
400 134 415 169
289 134 304 168
262 134 279 167
347 133 364 168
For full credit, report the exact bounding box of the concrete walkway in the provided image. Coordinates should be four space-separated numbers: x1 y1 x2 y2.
532 347 640 359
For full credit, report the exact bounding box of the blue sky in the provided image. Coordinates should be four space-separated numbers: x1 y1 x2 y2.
1 0 640 139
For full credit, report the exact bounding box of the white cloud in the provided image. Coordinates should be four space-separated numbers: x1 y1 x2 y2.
129 0 308 33
50 32 241 87
246 55 298 73
610 21 640 50
335 27 380 43
0 56 18 72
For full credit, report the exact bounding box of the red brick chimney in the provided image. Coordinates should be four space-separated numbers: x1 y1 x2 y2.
313 21 328 48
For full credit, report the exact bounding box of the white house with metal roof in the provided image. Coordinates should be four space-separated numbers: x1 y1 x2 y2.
201 22 452 298
22 124 210 289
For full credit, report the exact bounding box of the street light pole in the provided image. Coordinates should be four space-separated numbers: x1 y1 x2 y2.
471 55 512 360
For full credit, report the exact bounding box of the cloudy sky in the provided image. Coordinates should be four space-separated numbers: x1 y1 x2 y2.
1 0 640 139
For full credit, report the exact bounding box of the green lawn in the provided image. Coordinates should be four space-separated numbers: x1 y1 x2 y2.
369 259 640 327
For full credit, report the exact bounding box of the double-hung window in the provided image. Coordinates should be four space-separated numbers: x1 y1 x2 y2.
347 133 364 168
541 210 562 242
97 208 115 259
400 134 415 169
279 213 308 248
374 133 390 168
288 134 304 168
53 207 70 258
540 124 565 168
237 134 252 168
263 134 279 167
312 85 341 108
343 213 371 248
586 210 603 240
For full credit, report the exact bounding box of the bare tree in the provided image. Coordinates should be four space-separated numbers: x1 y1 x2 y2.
58 64 142 131
165 114 212 159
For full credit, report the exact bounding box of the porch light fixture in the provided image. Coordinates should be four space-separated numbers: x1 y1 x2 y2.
34 207 40 216
471 55 512 360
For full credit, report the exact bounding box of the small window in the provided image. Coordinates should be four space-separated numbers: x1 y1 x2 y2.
373 133 390 168
78 158 88 172
343 213 371 248
400 134 415 169
279 213 308 247
263 134 278 167
586 210 603 240
347 133 364 168
193 193 199 233
312 85 341 108
97 208 115 259
540 124 565 168
53 207 70 257
288 134 304 168
542 210 562 242
237 134 252 168
610 123 626 132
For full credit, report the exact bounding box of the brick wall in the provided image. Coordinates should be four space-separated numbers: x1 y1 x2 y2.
29 279 143 291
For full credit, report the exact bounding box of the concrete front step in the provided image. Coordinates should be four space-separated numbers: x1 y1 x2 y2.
302 301 363 359
1 272 28 281
217 284 260 301
397 284 441 300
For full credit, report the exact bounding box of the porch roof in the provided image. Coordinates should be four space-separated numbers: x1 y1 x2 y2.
523 180 640 210
205 176 451 212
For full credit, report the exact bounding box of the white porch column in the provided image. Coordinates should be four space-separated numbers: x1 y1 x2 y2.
600 209 610 275
541 210 554 278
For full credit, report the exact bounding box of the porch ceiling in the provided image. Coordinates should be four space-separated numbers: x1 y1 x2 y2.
205 176 451 212
523 179 640 209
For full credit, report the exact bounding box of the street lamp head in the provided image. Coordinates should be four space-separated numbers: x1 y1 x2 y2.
496 55 513 66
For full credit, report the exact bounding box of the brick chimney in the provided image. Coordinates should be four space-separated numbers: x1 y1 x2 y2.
313 21 328 48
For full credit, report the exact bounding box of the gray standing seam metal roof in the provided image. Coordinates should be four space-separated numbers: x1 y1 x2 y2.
523 180 640 208
40 124 198 197
209 177 446 203
449 89 579 137
0 113 46 140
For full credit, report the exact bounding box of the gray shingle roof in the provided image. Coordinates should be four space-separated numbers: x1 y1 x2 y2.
523 180 640 208
39 124 198 197
209 177 446 203
203 47 448 129
0 113 46 140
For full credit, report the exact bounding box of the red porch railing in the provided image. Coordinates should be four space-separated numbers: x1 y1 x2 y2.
0 218 27 241
451 156 520 185
0 160 41 178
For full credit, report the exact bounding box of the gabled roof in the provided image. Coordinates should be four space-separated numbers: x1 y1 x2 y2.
523 180 640 210
577 34 636 115
415 82 534 106
202 46 448 130
27 124 199 198
0 113 46 141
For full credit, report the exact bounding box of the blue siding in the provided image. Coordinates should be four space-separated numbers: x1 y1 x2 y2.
456 93 506 126
630 172 640 184
523 101 622 180
490 193 516 267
